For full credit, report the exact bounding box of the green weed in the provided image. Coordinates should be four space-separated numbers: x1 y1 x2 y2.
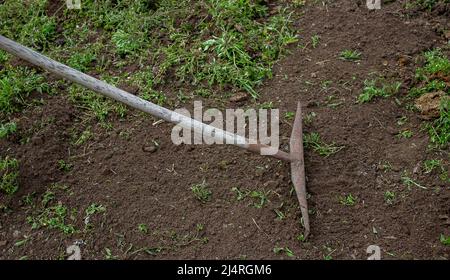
68 51 97 72
57 160 73 172
85 203 106 216
409 49 449 148
311 35 320 48
384 191 396 205
416 48 450 78
397 130 413 139
27 202 76 234
273 246 295 257
339 50 361 61
304 112 317 124
231 187 270 208
0 156 19 195
191 181 212 203
303 132 344 157
358 79 401 103
406 0 449 10
0 67 49 116
423 159 442 173
138 224 149 234
249 190 270 209
425 98 449 148
0 50 9 64
285 111 295 120
0 122 17 139
440 234 450 246
401 172 427 189
111 30 140 57
339 194 357 206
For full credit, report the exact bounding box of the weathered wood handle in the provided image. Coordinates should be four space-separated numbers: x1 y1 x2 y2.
0 35 291 161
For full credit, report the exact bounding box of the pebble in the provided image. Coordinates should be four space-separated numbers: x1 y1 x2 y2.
142 145 158 153
229 92 249 103
263 180 280 189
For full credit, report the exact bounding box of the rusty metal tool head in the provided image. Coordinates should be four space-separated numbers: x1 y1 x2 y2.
289 102 309 238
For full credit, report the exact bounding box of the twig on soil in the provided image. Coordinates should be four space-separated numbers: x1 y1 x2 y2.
153 119 164 126
252 217 270 238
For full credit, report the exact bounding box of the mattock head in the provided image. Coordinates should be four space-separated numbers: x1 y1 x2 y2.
289 102 310 238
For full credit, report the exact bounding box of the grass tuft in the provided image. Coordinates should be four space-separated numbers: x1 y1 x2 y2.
191 181 212 203
0 156 19 195
303 132 344 157
358 79 401 103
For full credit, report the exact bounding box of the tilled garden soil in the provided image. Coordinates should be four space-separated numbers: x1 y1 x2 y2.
1 0 449 259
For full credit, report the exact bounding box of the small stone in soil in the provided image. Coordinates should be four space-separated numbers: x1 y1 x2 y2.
229 92 249 103
142 145 158 153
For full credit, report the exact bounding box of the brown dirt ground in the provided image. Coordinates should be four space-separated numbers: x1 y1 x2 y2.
1 0 449 260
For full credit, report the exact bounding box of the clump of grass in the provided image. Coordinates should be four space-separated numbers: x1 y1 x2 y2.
231 187 270 208
397 129 413 139
84 203 106 230
339 49 361 61
358 79 402 103
85 203 106 216
0 67 49 116
152 0 297 98
440 234 450 246
303 132 344 157
423 159 449 182
304 112 317 124
409 49 449 148
68 85 116 123
249 190 270 209
406 0 448 10
27 203 76 234
339 194 356 206
0 156 19 195
19 15 56 50
284 111 295 120
191 181 212 203
410 48 450 98
0 50 9 64
57 160 73 172
72 128 92 146
0 122 17 139
138 224 149 234
111 30 140 57
67 51 97 72
311 35 320 48
273 246 295 257
401 172 427 190
384 191 396 205
426 98 449 148
423 159 442 173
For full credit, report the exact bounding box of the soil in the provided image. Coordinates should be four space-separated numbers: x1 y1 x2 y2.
1 0 449 260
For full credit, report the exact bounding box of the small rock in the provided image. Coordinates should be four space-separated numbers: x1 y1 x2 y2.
415 91 447 120
398 55 410 67
229 92 249 103
103 152 114 160
142 145 158 153
413 162 421 174
445 30 450 39
372 226 378 234
0 240 7 247
263 180 280 189
13 230 20 238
